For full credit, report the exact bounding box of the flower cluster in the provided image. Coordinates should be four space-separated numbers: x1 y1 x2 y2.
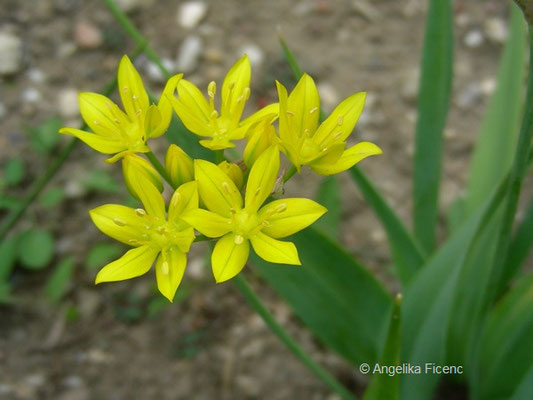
61 54 381 301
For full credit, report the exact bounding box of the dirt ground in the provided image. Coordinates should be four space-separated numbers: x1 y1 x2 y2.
0 0 520 399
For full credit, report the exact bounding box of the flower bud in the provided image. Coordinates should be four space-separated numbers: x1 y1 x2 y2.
243 120 279 168
218 161 244 190
122 154 164 200
165 144 194 188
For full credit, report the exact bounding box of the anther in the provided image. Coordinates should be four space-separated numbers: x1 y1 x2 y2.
221 181 231 194
113 217 127 226
208 81 216 98
286 110 295 116
157 226 166 234
122 86 129 93
128 239 138 245
136 109 142 116
334 131 342 139
234 234 244 245
171 193 181 208
337 115 344 126
132 94 138 100
228 82 235 90
114 118 120 124
229 207 236 215
262 220 271 227
210 110 219 119
309 107 318 114
161 261 169 275
275 204 287 213
243 87 250 100
93 120 100 125
135 208 146 216
254 187 261 196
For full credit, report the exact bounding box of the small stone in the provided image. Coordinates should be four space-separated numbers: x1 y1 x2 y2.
204 47 224 63
176 35 203 73
464 29 484 48
239 44 264 67
75 20 103 49
21 88 42 103
58 88 79 119
115 0 144 13
57 42 76 58
351 0 381 21
484 17 508 44
455 13 470 28
57 387 90 400
235 375 260 397
27 68 46 84
480 77 496 96
177 1 208 30
401 69 419 103
62 376 84 389
64 180 86 199
456 82 482 109
0 103 6 120
145 58 175 83
0 31 23 75
316 82 339 112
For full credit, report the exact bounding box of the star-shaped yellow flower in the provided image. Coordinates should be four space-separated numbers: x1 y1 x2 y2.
60 55 182 163
276 74 382 175
89 175 197 301
171 55 278 150
181 146 327 282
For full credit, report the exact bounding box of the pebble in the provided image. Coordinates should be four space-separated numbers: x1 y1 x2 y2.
177 1 208 30
58 88 80 119
316 82 339 112
74 20 103 49
204 47 224 63
401 69 419 103
484 17 508 44
351 0 381 21
176 35 203 73
235 375 260 397
464 29 484 48
57 387 90 400
145 58 175 83
0 31 23 75
27 68 46 84
115 0 145 13
480 77 496 96
239 43 264 68
21 88 42 103
456 82 482 109
0 103 6 120
64 180 86 199
62 375 84 389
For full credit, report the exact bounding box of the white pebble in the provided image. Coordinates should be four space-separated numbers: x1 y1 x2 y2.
145 58 175 83
239 44 264 68
74 20 103 49
178 1 208 30
22 88 42 103
0 31 23 75
317 82 339 112
176 35 203 73
464 29 484 48
484 18 508 44
27 68 46 83
58 88 80 119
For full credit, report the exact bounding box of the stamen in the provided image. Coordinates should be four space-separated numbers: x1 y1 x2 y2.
136 109 142 116
286 110 295 116
93 120 99 125
171 192 181 209
254 187 261 196
210 110 219 119
161 261 169 275
221 182 231 194
309 107 318 114
135 208 146 217
229 207 236 215
333 131 343 139
113 218 127 226
262 220 271 227
337 115 344 126
228 82 235 90
243 87 250 100
128 239 139 245
157 226 166 234
208 81 216 99
234 234 244 245
122 86 129 93
275 204 287 213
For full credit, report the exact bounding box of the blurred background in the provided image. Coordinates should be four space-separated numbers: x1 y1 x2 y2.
0 0 518 399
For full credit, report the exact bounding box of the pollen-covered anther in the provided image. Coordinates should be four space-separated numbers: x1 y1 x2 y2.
234 234 244 245
275 204 287 213
309 107 318 114
93 120 100 125
156 226 166 234
210 110 219 119
122 86 129 93
135 208 147 217
286 110 295 116
136 109 142 116
161 261 169 275
243 87 251 100
221 181 231 194
262 220 271 227
113 217 127 226
132 94 138 100
337 115 344 126
128 239 139 245
229 207 236 215
334 131 342 139
208 81 216 98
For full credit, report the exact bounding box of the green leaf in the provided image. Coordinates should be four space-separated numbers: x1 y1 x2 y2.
26 117 62 153
279 34 304 79
413 0 453 252
0 281 11 303
85 243 123 269
465 4 525 216
39 187 65 209
363 294 402 400
350 167 425 285
83 170 119 193
17 229 55 270
4 158 25 186
315 176 341 240
506 197 533 281
251 227 392 366
0 235 18 281
0 195 19 211
476 274 533 399
510 365 533 400
44 257 75 302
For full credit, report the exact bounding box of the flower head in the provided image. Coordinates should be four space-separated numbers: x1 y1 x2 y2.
276 74 382 175
60 55 182 163
89 174 197 301
182 146 327 283
171 55 278 150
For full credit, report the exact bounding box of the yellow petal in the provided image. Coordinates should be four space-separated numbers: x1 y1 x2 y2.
59 127 126 154
275 80 294 147
258 198 327 239
243 120 279 168
171 95 213 137
95 245 159 284
90 204 147 245
168 181 199 223
143 104 162 139
122 154 163 201
181 209 232 238
220 55 251 121
198 138 236 150
287 74 320 137
313 92 366 147
250 232 301 265
154 73 183 138
218 161 244 189
306 142 345 166
128 173 166 219
194 159 243 217
245 146 280 213
118 55 149 119
174 79 211 132
240 103 279 131
310 142 382 176
155 247 187 302
211 233 250 283
165 144 194 189
78 92 128 138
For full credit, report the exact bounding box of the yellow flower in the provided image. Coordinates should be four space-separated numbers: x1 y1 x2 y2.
243 119 280 168
276 74 382 175
182 146 327 283
60 55 182 163
89 175 197 301
171 55 278 150
165 144 194 189
122 153 163 200
217 160 244 189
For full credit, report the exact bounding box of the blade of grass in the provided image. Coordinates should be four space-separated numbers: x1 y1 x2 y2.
413 0 453 252
506 197 533 280
466 4 526 216
315 176 341 240
0 46 146 242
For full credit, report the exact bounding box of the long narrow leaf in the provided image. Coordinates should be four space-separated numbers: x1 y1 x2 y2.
413 0 453 252
252 227 392 366
506 197 533 280
315 176 341 240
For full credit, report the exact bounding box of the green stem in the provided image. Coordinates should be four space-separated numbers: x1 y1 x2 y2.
489 24 533 297
0 45 145 242
283 165 297 183
215 150 225 164
232 275 357 400
146 151 175 190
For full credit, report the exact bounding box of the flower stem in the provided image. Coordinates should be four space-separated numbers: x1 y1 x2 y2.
283 165 297 183
232 275 356 400
146 151 175 190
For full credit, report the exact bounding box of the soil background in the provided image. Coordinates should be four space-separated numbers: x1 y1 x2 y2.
0 0 527 399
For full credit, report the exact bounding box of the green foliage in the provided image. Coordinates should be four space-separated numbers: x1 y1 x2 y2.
26 117 62 153
16 229 55 270
85 243 123 269
4 158 26 186
39 187 65 209
83 170 120 193
315 176 341 240
45 257 75 302
0 235 18 281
